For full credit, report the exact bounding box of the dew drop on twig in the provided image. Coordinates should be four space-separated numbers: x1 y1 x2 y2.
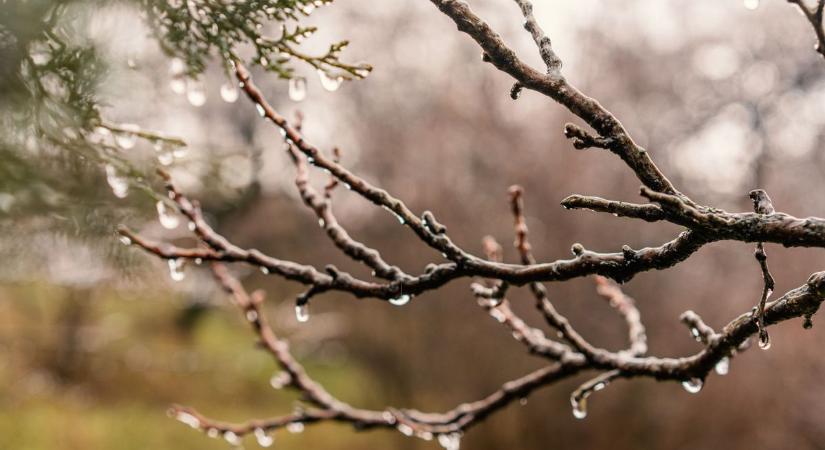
254 427 274 447
269 371 291 389
168 258 186 282
389 294 411 306
105 164 129 198
437 432 462 450
287 422 305 434
156 201 180 229
318 69 343 92
681 378 703 394
714 356 730 375
295 303 309 322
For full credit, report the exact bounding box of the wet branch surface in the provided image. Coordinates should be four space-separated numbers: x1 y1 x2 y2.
116 0 825 445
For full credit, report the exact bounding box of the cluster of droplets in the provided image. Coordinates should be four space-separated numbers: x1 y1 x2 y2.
154 140 188 166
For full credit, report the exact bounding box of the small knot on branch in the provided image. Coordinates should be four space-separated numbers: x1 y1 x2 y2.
571 243 585 256
510 82 523 100
422 210 447 234
563 123 611 150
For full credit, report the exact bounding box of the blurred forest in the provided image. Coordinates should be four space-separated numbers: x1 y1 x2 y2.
3 0 825 449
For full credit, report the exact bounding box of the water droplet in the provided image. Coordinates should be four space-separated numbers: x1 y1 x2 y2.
318 218 325 228
519 397 528 406
172 146 188 159
690 327 700 340
206 428 219 438
170 77 186 94
114 124 138 149
295 303 309 322
318 69 343 92
287 422 305 434
175 411 200 428
156 201 180 229
245 310 258 322
260 266 270 274
256 104 266 117
389 294 411 306
119 236 132 246
187 221 196 231
158 151 174 166
194 258 203 265
105 164 129 198
254 427 274 447
220 82 238 103
270 371 291 389
397 424 414 437
743 0 759 10
289 77 307 101
758 331 771 350
223 430 241 445
714 356 730 375
489 309 506 323
571 394 588 419
168 258 186 282
187 80 206 106
437 432 461 450
681 378 703 394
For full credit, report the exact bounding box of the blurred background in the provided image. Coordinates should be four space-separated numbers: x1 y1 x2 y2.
3 0 825 449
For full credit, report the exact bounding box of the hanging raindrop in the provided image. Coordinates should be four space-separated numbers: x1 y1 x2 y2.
289 77 307 101
223 431 241 446
168 258 186 282
287 422 305 434
254 428 274 447
270 371 291 389
317 69 343 92
389 294 411 306
437 432 462 450
186 80 207 106
256 104 266 117
114 124 138 149
105 164 129 198
758 331 771 350
156 201 180 229
570 393 588 419
681 378 703 394
295 303 309 322
715 356 730 375
119 235 132 246
220 82 239 103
